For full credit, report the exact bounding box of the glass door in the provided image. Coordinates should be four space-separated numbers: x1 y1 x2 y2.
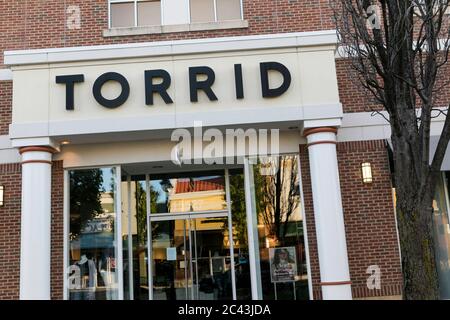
150 213 231 300
120 169 252 300
190 215 233 300
151 217 192 300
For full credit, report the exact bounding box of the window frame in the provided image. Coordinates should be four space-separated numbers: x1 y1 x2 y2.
108 0 163 29
189 0 244 24
63 165 124 300
108 0 244 29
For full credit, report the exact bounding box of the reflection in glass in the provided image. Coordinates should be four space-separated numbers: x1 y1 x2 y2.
110 2 134 28
151 175 226 214
68 168 118 300
151 216 233 300
433 173 450 299
190 0 215 23
249 155 309 300
228 170 252 300
122 180 149 300
216 0 242 21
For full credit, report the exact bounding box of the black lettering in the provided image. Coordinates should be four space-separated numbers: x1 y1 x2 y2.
189 66 218 102
234 64 244 99
55 74 84 110
92 72 130 109
145 69 173 105
260 62 291 98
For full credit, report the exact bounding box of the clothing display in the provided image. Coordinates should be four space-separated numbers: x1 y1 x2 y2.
70 255 98 300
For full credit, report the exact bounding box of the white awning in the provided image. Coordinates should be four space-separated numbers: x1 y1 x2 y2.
387 136 450 171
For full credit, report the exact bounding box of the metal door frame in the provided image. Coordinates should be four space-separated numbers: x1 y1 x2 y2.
146 169 236 300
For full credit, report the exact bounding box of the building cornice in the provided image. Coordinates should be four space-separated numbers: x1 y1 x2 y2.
4 30 338 67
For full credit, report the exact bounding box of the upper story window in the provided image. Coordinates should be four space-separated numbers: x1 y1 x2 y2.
190 0 243 23
108 0 243 29
109 0 162 28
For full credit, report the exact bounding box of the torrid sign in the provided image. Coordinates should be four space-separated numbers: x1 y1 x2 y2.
55 62 291 110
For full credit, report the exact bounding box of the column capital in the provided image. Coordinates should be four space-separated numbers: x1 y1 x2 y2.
19 146 58 155
303 127 338 147
19 146 57 166
303 126 337 138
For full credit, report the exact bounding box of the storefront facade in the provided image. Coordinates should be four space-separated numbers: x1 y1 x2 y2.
0 1 415 300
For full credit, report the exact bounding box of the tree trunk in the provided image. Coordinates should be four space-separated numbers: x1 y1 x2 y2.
396 200 440 299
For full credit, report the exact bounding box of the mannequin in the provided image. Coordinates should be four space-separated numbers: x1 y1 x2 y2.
78 254 88 265
76 254 97 300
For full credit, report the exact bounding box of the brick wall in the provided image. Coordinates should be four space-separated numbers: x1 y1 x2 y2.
0 161 64 300
0 0 335 135
0 81 12 136
51 160 64 300
0 163 21 299
300 140 403 299
0 0 334 66
299 145 321 299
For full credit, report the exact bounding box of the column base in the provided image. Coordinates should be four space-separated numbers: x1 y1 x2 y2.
321 282 352 300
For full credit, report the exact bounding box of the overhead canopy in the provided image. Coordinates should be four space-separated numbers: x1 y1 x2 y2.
387 136 450 171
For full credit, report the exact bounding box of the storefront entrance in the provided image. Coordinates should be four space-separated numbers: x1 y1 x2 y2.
120 169 243 300
66 155 310 300
150 213 233 300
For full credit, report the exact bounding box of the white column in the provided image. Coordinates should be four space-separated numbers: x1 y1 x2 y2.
19 146 55 300
304 127 352 300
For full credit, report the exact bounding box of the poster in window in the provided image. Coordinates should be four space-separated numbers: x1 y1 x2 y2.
269 246 297 283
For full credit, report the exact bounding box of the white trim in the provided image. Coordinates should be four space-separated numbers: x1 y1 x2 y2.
146 174 153 300
160 0 165 25
336 39 450 59
187 0 191 24
134 0 138 28
9 104 341 141
103 19 249 37
10 136 60 150
0 69 12 81
0 149 20 164
115 165 124 300
239 0 244 20
63 170 70 300
126 176 134 300
0 135 12 150
297 155 314 300
108 0 111 29
243 158 263 300
4 30 338 66
213 0 218 22
225 169 237 300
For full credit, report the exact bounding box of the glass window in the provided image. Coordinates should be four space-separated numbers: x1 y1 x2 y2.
433 172 450 299
216 0 241 21
228 169 252 300
67 168 119 300
247 155 310 300
122 179 149 300
190 0 215 23
110 2 135 28
150 173 227 214
138 1 161 26
110 0 161 28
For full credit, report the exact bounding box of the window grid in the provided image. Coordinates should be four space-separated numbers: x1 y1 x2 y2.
108 0 243 29
190 0 243 24
109 0 162 28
